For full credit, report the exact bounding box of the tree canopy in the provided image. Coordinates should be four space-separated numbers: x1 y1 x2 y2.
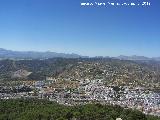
0 99 159 120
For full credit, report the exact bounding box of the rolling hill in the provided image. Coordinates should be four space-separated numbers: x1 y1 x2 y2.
0 58 160 88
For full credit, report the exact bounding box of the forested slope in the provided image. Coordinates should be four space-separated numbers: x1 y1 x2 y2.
0 99 159 120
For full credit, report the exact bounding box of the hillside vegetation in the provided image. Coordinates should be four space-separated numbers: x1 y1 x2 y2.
0 99 159 120
0 58 160 88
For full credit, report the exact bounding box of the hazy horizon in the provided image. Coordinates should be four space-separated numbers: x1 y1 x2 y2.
1 47 160 58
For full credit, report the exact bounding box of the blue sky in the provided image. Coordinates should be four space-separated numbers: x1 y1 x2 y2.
0 0 159 57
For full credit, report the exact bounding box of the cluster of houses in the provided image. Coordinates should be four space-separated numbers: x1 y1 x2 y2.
0 78 160 116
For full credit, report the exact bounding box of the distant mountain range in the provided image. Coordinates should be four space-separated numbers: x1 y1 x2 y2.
0 48 87 59
0 48 160 61
115 55 160 61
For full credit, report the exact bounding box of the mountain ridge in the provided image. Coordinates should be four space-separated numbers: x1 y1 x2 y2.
0 48 160 61
0 48 88 59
